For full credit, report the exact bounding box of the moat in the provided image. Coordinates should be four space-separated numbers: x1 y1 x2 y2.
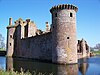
0 56 100 75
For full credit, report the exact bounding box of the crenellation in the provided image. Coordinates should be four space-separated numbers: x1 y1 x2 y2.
26 19 30 24
62 4 64 9
68 5 70 9
50 4 78 13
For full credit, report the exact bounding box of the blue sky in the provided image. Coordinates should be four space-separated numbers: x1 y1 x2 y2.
0 0 100 47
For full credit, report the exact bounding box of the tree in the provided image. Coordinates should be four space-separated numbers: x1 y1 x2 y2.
0 33 5 48
94 43 100 50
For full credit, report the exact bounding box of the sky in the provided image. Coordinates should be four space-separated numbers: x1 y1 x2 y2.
0 0 100 47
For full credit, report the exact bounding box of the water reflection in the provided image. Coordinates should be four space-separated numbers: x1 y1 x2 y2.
78 58 89 75
6 57 13 71
79 63 89 75
6 57 78 75
4 56 100 75
0 57 6 70
57 65 78 75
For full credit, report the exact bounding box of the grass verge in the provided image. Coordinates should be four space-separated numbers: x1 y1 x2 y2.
91 50 100 55
0 69 53 75
0 48 6 51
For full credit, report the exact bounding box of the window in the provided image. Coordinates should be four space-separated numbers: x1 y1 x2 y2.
24 25 28 37
67 37 70 39
10 43 11 46
70 12 73 17
10 35 12 38
53 26 54 28
55 13 57 17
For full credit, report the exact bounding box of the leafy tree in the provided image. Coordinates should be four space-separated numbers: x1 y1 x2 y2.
95 43 100 49
94 43 100 50
0 33 5 48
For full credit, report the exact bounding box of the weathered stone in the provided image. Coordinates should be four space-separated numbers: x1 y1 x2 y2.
77 39 90 58
51 5 78 64
6 4 90 64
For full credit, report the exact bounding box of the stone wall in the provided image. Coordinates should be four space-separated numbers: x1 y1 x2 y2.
77 39 90 58
14 32 52 61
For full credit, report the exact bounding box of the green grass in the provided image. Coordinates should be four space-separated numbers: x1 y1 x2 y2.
0 48 6 51
91 50 100 55
0 69 53 75
0 70 31 75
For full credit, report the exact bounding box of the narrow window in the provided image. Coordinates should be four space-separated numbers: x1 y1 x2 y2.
55 13 57 17
10 35 12 38
53 26 54 28
10 43 11 46
70 12 73 17
67 37 70 39
24 25 28 37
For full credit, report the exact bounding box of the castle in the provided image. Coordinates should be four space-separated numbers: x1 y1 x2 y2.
6 4 90 64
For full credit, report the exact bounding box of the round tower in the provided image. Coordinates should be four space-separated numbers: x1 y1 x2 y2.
6 18 16 56
50 4 78 64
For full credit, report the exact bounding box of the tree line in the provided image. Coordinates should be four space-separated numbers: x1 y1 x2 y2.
0 33 5 49
90 43 100 51
94 43 100 50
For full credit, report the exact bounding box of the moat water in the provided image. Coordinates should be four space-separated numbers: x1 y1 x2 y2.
0 56 100 75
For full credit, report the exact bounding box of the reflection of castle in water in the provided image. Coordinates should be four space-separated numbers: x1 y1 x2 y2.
79 63 89 75
78 58 89 75
6 57 89 75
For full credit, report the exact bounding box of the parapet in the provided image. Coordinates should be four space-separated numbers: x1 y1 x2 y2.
50 4 78 13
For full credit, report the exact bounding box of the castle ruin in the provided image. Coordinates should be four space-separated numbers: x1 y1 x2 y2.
6 4 90 64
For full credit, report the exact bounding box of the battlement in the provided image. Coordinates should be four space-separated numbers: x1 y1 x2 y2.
50 4 78 13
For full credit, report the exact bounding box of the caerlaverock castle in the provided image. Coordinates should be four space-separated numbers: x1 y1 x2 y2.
6 4 90 64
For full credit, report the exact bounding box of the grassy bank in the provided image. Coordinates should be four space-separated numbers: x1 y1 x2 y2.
0 70 31 75
0 69 53 75
91 50 100 55
0 48 6 51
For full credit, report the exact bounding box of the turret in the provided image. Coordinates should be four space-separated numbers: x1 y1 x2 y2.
6 18 16 56
50 4 78 64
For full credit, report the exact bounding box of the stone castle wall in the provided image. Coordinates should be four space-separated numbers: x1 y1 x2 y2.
77 39 90 59
14 32 52 61
6 4 90 64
